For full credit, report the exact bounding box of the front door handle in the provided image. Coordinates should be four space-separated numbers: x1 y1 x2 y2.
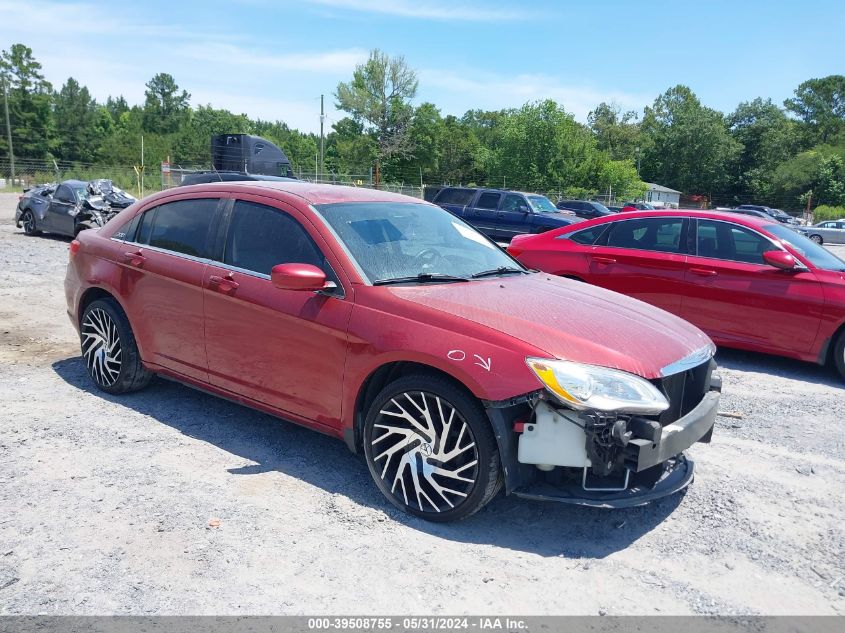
123 250 146 267
689 267 718 277
209 274 240 293
592 256 617 264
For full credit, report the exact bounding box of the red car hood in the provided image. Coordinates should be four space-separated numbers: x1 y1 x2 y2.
390 273 714 380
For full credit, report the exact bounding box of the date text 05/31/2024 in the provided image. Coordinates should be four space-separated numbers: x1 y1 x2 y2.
307 617 528 630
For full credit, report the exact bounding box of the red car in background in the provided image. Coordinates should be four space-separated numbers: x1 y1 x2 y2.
508 210 845 380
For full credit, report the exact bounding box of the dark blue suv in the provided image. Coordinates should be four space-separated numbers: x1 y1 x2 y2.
432 187 578 242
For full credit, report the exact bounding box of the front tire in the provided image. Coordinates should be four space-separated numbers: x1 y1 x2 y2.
80 298 152 394
809 234 823 245
363 374 501 522
20 210 40 235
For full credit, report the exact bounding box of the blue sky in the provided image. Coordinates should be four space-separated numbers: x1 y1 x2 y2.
1 0 843 134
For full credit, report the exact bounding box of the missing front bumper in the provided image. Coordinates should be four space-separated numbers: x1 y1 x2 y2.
512 454 694 508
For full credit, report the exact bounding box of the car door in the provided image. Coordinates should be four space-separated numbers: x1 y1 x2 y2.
681 218 824 353
203 197 352 428
472 192 504 240
46 184 77 235
117 196 222 382
586 216 690 314
498 193 532 239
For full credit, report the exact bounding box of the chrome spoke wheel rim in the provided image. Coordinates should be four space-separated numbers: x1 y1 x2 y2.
371 391 479 513
81 308 122 387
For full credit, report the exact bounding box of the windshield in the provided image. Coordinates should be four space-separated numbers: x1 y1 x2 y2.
766 224 845 272
527 195 558 213
73 186 89 200
314 202 523 283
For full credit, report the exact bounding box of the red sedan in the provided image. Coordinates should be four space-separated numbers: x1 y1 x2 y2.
66 183 721 520
508 210 845 379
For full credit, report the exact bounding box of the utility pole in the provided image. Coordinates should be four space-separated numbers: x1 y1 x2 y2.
140 134 144 194
319 94 325 182
2 75 15 185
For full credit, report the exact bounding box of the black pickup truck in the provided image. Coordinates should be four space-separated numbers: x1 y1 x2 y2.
432 187 579 242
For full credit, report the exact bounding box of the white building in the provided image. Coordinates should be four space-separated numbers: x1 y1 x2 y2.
644 183 681 208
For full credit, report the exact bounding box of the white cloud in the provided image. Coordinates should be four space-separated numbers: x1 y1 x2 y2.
306 0 530 21
419 68 651 121
177 44 369 74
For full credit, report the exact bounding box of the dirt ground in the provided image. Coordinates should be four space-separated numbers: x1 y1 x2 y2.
0 192 843 615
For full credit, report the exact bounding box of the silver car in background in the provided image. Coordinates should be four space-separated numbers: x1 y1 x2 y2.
803 220 845 245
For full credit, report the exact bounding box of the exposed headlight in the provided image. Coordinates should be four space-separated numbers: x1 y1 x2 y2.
526 358 670 415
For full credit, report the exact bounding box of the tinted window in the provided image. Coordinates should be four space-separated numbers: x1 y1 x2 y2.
224 200 326 276
145 199 219 257
607 218 685 253
501 194 526 212
565 225 606 245
696 220 771 264
114 214 140 242
476 193 501 210
436 188 475 205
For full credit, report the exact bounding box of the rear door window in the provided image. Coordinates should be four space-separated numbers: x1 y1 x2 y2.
606 218 686 253
139 198 220 258
476 192 501 210
223 200 329 277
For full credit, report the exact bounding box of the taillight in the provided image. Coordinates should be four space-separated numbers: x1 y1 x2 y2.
69 239 81 259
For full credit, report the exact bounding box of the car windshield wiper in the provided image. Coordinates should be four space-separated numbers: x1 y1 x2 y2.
471 266 526 279
373 273 470 286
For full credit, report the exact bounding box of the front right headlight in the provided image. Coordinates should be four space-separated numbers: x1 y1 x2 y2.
526 358 669 415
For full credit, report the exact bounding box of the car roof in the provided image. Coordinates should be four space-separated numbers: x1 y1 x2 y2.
172 181 430 206
564 209 779 232
62 179 88 187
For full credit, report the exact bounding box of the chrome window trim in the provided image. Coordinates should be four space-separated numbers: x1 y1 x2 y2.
114 239 212 265
660 343 716 378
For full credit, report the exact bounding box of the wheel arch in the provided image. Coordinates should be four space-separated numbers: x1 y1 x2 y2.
346 360 481 454
77 286 128 328
818 318 845 366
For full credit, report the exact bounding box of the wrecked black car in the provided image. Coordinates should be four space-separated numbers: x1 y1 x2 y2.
15 179 136 238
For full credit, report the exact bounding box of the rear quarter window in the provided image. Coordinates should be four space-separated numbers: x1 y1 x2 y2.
436 188 476 205
564 225 607 245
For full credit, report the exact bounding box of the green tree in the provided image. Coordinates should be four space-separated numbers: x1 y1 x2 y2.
387 102 443 182
587 102 641 161
54 77 98 162
173 105 251 165
438 115 484 185
324 117 377 175
335 49 418 183
784 75 845 144
487 100 602 192
597 159 647 201
105 95 129 122
142 73 190 134
727 97 798 198
639 85 740 195
0 43 54 160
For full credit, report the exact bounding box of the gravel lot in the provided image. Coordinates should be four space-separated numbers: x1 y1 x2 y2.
0 192 843 615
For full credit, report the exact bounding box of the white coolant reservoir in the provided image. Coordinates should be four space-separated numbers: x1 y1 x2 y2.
517 401 591 470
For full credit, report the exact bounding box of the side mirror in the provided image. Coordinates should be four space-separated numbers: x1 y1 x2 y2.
518 205 531 214
271 263 334 291
762 250 798 271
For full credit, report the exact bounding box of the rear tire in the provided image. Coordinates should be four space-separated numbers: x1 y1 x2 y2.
80 298 152 394
833 330 845 382
21 210 40 236
809 234 823 244
363 374 501 522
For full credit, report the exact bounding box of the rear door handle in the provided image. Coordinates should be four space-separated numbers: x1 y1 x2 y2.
689 267 718 276
123 251 146 267
209 274 240 293
592 256 617 264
